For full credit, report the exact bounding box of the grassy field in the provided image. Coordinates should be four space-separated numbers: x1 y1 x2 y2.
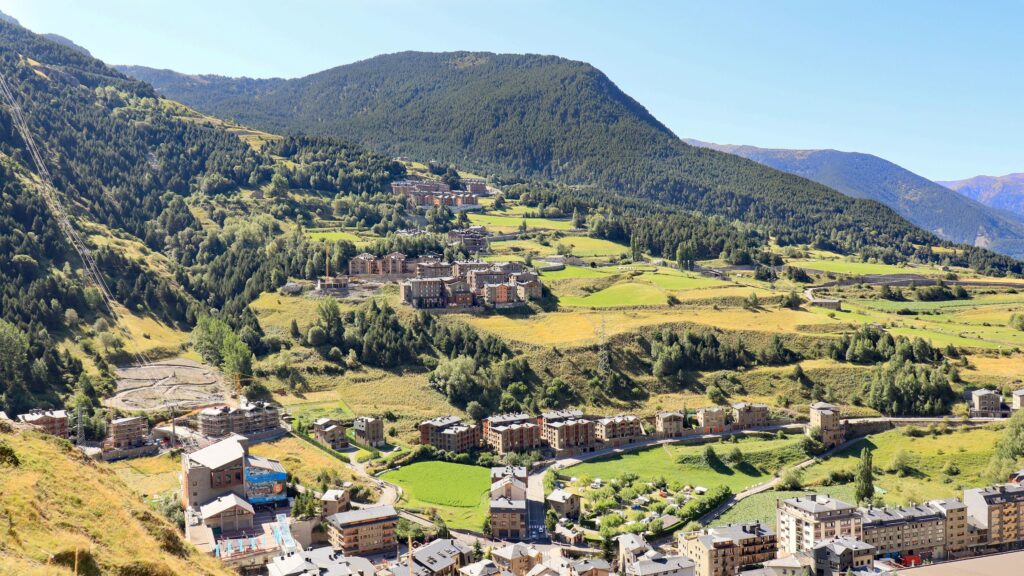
560 282 669 308
307 229 363 243
249 435 364 489
1 428 233 575
250 290 323 336
382 461 490 530
468 212 575 232
100 452 181 498
563 436 808 495
800 425 1003 505
790 258 946 276
490 236 628 259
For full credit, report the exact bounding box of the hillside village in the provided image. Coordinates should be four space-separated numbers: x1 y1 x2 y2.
2 7 1024 576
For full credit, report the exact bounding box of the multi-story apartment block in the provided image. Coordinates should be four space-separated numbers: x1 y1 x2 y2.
595 415 644 445
16 409 69 437
808 402 844 448
388 538 472 576
401 277 447 308
971 389 1008 418
543 417 596 456
655 411 690 438
420 415 480 452
326 505 398 555
928 498 971 557
696 408 726 434
417 260 455 279
490 496 528 540
448 226 489 253
776 494 863 554
196 401 280 438
680 522 776 576
461 178 489 193
349 252 433 276
491 542 542 576
482 282 521 307
483 413 542 455
731 403 770 429
312 417 348 451
546 489 580 519
860 502 951 560
103 416 148 450
964 483 1024 549
353 416 385 447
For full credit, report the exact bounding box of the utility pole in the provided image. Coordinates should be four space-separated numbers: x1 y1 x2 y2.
597 316 610 375
75 404 83 446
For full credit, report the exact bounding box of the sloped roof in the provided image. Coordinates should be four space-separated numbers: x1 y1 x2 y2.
199 494 253 519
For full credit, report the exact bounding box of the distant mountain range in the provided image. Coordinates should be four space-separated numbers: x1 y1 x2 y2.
939 173 1024 220
119 53 957 257
683 140 1024 259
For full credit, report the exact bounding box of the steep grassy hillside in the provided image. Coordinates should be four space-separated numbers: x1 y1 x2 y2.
940 173 1024 219
684 139 1024 258
120 53 958 258
0 424 231 575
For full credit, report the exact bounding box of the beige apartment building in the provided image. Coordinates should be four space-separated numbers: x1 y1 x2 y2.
543 417 596 456
696 408 726 434
483 413 542 455
354 416 385 447
655 411 690 438
971 389 1008 418
731 403 770 429
808 402 844 448
321 488 351 517
17 409 69 438
490 496 528 540
680 522 776 576
312 417 348 451
595 415 644 445
196 401 280 438
964 483 1024 549
326 505 398 555
776 494 863 554
861 502 952 560
103 416 148 450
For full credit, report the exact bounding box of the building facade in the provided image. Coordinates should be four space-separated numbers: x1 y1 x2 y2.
696 408 726 434
680 522 776 576
776 494 863 554
17 409 69 437
595 415 644 445
104 416 148 450
483 413 542 455
655 412 689 438
731 403 770 429
326 505 398 555
353 416 385 447
808 402 844 448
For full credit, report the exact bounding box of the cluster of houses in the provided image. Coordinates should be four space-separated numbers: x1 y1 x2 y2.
968 387 1024 418
313 415 387 451
392 179 484 210
418 403 774 459
400 260 543 310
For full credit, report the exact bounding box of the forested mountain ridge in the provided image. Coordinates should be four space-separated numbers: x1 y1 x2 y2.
119 52 979 259
683 139 1024 259
939 173 1024 220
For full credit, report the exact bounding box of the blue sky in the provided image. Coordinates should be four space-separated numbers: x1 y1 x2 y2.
1 0 1019 181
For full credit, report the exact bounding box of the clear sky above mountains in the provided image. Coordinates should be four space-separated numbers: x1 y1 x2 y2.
2 0 1019 181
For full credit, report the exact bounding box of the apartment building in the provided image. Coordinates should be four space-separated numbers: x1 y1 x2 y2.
103 416 148 450
543 417 596 456
964 483 1024 549
928 497 971 557
312 417 348 451
16 409 69 437
655 411 690 438
483 413 542 455
387 538 472 576
776 494 863 554
196 401 281 438
491 543 542 576
679 522 776 576
490 496 528 540
860 502 950 560
731 403 770 429
448 226 489 253
491 465 528 484
418 260 455 279
808 402 844 448
482 282 521 307
971 389 1008 418
696 408 726 434
420 415 480 453
595 414 644 445
353 416 385 447
326 505 398 555
546 489 581 519
401 278 447 308
461 178 489 193
321 488 351 517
